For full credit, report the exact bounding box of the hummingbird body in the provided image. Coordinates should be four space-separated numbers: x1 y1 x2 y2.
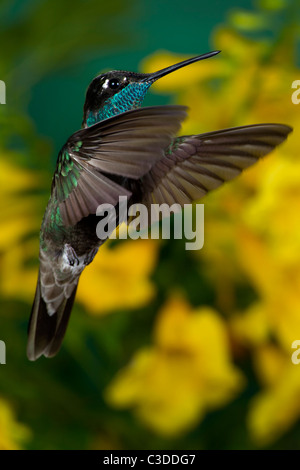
27 51 292 360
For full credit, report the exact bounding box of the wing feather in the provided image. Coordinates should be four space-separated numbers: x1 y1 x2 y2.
53 105 187 226
141 123 292 221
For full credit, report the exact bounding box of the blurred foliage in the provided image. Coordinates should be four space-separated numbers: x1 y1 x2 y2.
1 0 300 450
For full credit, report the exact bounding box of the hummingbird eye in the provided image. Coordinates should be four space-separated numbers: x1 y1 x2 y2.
108 78 120 89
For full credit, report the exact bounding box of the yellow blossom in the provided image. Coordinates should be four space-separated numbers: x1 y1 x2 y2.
0 157 45 301
230 303 270 347
0 398 30 449
77 239 158 314
248 344 300 445
105 296 244 436
237 157 300 351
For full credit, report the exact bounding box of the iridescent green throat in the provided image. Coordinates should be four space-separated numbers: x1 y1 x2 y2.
86 81 151 127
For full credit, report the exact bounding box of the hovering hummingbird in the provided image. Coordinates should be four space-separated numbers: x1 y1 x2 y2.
27 50 292 360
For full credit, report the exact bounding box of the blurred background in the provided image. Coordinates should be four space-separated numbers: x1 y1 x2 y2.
0 0 300 450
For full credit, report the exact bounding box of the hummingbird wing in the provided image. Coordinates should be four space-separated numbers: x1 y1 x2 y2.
140 123 292 217
53 105 187 226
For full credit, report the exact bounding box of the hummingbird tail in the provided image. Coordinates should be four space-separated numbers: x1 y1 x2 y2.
27 273 78 361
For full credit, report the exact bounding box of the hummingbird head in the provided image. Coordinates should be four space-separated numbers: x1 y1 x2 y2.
83 50 220 127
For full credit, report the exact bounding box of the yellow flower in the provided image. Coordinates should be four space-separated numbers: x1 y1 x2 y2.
248 344 300 446
0 156 45 301
0 157 44 250
230 303 270 347
77 239 158 314
105 296 244 436
237 157 300 351
0 398 30 449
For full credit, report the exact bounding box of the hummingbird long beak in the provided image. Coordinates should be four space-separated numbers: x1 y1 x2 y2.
141 50 221 83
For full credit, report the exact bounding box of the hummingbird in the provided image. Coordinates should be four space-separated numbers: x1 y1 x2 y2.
27 50 292 361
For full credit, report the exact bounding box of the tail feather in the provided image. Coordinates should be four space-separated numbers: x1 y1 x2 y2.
27 273 78 361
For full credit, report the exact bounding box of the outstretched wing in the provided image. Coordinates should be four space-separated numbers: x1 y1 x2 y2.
140 123 292 214
52 105 187 226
